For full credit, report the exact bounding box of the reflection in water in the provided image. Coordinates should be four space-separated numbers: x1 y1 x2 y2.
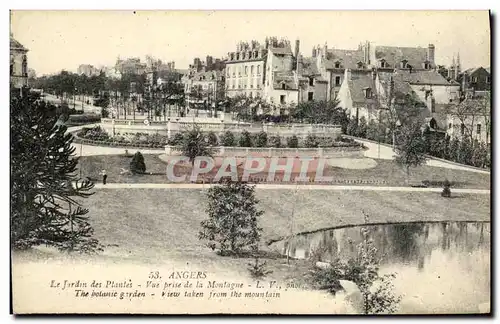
272 221 490 314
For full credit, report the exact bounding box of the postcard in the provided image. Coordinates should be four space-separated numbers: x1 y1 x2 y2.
10 10 491 315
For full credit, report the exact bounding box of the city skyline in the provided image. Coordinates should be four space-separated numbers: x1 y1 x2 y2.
10 10 491 76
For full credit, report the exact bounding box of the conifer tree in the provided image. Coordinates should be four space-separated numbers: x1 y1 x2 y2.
11 90 102 253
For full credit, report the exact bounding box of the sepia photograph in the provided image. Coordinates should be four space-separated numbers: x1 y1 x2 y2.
9 9 491 315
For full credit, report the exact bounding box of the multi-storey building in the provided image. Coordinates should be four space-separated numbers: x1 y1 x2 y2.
314 41 437 101
115 57 147 76
225 40 267 98
10 34 28 89
77 64 101 77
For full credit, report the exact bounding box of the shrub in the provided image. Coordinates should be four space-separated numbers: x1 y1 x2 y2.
130 151 146 174
67 113 101 125
221 131 235 147
239 130 253 147
206 131 218 146
168 133 185 146
304 133 319 148
269 135 282 148
255 131 268 148
287 135 299 148
441 179 451 198
247 257 273 279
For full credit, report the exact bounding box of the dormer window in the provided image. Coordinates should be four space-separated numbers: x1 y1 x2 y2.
357 61 363 69
236 53 240 60
423 61 431 69
380 59 387 68
364 88 372 99
282 83 286 90
334 61 341 69
230 53 234 60
401 60 408 69
309 77 314 86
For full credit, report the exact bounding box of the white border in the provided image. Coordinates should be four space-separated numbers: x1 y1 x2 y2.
2 2 497 323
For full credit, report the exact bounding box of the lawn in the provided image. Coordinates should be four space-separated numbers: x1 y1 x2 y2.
49 188 487 281
77 154 491 189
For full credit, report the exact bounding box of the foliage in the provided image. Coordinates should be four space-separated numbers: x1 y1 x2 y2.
247 257 273 279
220 131 236 147
357 117 368 138
180 125 215 165
255 131 268 148
66 113 101 126
441 179 451 198
293 100 348 126
269 135 282 148
10 90 102 253
169 132 185 146
206 131 218 146
129 151 146 174
304 133 319 148
239 130 253 147
287 135 299 148
199 180 263 255
394 122 427 182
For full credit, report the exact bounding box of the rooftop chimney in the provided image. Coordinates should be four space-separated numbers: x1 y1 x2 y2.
427 44 435 64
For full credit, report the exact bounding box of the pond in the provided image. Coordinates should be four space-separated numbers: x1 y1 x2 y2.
271 221 490 314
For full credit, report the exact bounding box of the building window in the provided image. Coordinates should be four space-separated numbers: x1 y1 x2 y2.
230 53 234 60
22 55 28 77
282 83 286 90
257 66 260 75
280 95 286 104
334 61 341 69
309 77 314 86
472 77 478 83
365 88 372 98
245 66 248 75
10 57 14 76
380 60 387 68
401 60 408 69
357 62 363 69
308 92 314 101
236 53 240 60
477 124 482 135
251 65 254 75
335 76 341 86
486 76 491 83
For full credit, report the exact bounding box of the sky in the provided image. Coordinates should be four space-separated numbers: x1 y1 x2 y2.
10 10 491 76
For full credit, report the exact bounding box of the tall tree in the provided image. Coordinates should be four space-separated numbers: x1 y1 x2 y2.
394 121 427 184
11 90 102 253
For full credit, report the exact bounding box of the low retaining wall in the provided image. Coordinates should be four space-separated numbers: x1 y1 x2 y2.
164 145 365 158
100 119 342 139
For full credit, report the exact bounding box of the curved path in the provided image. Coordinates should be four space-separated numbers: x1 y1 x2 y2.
352 137 490 175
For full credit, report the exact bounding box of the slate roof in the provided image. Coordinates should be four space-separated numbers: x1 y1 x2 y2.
189 70 222 81
324 49 365 70
269 45 293 55
374 46 430 69
273 71 298 90
346 71 377 104
395 70 452 85
10 37 27 51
